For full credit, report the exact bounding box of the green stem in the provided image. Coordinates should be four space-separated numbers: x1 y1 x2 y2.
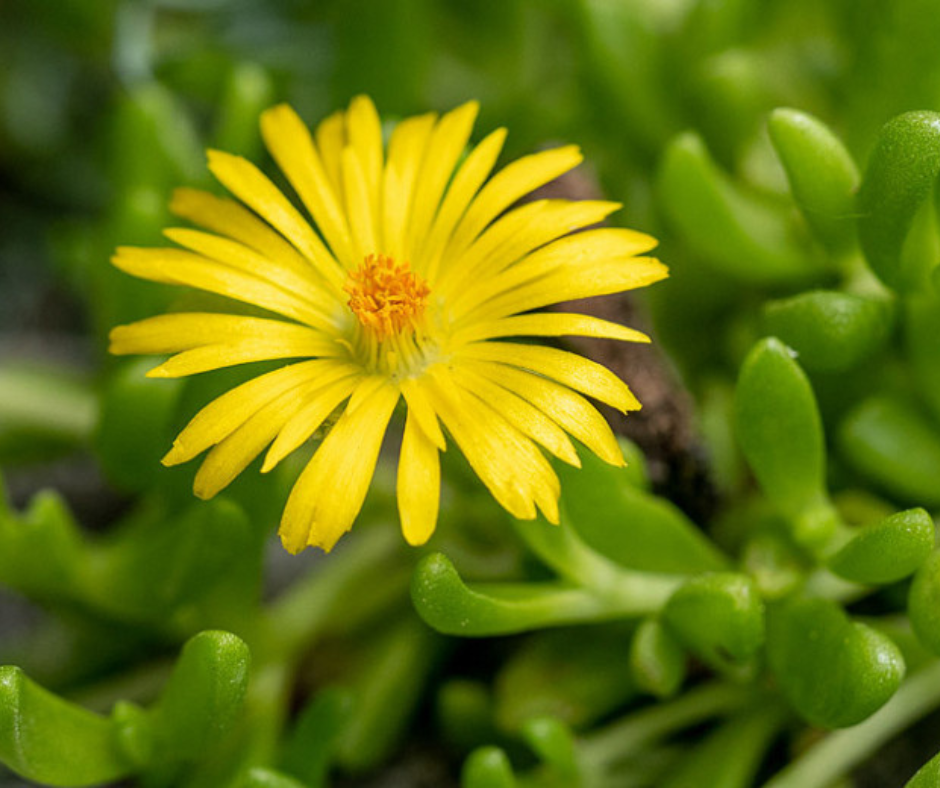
0 364 97 441
579 682 754 768
762 659 940 788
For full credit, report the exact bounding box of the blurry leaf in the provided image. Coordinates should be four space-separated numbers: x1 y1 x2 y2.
762 291 893 372
768 108 860 250
828 508 935 584
280 687 354 787
857 111 940 292
462 747 517 788
741 533 806 600
657 132 820 284
558 450 727 575
766 596 904 728
437 680 497 754
0 666 132 786
905 291 940 423
213 62 275 159
734 338 837 548
838 396 940 507
663 574 764 672
909 552 940 656
629 618 686 698
96 358 185 493
521 716 580 781
495 625 637 730
239 768 309 788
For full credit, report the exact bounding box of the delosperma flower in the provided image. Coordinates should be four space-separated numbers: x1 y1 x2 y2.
109 96 667 553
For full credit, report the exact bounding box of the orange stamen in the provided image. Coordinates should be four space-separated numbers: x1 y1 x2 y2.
345 254 430 339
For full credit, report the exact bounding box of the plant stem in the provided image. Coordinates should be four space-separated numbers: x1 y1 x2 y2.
762 658 940 788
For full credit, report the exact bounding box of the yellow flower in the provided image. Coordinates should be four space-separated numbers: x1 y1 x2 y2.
109 96 667 553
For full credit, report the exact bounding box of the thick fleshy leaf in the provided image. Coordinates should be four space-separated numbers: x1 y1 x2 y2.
909 552 940 656
767 108 860 250
766 597 904 728
280 688 354 786
829 508 935 585
629 618 686 698
857 111 940 292
462 747 517 788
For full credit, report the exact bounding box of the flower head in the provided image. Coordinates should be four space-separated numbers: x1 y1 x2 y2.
109 96 667 553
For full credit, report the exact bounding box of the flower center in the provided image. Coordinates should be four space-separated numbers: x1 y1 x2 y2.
345 254 430 339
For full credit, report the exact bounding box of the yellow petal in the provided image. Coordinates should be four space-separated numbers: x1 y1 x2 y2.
262 371 361 472
314 110 347 199
405 101 479 263
169 188 311 275
346 95 384 212
452 312 650 346
461 342 641 413
424 369 560 523
397 410 441 546
381 112 437 262
445 145 583 258
111 247 336 330
342 146 379 260
164 228 337 312
422 126 507 283
260 104 355 267
438 199 624 298
193 388 305 499
279 382 400 553
463 359 624 467
163 359 346 465
471 257 668 323
207 149 345 292
449 365 580 466
400 378 446 450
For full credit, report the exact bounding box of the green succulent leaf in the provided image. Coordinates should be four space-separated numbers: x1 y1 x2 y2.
762 291 893 372
766 597 905 728
909 552 940 656
238 767 309 788
629 618 686 698
905 748 940 788
663 573 764 671
857 110 940 292
838 396 940 507
828 508 935 584
734 337 837 548
557 449 727 575
462 747 517 788
150 630 251 761
495 625 637 730
0 666 133 787
767 107 860 250
657 131 820 283
280 687 354 787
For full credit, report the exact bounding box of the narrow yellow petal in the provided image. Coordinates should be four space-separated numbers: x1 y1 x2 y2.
169 187 311 275
450 365 580 466
342 146 379 260
422 127 507 284
346 95 384 210
397 410 441 546
207 149 346 292
381 113 437 262
400 378 446 450
405 101 479 264
164 228 337 312
111 247 336 330
438 199 625 298
193 388 305 499
262 372 361 472
445 145 584 258
260 104 355 267
461 342 642 413
424 369 560 523
314 110 347 199
146 332 341 378
109 313 311 355
464 359 625 467
470 256 668 323
279 383 400 553
452 312 650 346
163 359 343 465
